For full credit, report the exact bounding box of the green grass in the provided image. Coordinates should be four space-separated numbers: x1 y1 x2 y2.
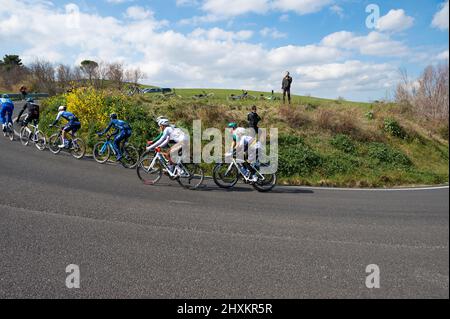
38 85 449 188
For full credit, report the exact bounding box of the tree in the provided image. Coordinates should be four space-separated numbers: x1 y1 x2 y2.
0 55 23 71
80 60 99 84
29 60 57 95
0 54 27 90
125 67 145 86
106 62 125 89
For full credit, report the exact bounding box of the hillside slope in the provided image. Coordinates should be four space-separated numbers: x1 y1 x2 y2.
38 87 449 187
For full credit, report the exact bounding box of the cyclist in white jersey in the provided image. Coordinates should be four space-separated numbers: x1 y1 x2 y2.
147 119 189 166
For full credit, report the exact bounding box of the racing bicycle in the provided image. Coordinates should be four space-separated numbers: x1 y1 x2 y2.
93 134 140 169
213 156 277 192
48 125 86 159
19 121 46 151
137 147 204 190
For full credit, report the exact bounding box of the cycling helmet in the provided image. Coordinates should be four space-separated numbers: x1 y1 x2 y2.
110 113 118 120
58 105 67 112
156 116 169 123
227 122 238 129
26 97 34 103
158 119 170 127
2 94 10 99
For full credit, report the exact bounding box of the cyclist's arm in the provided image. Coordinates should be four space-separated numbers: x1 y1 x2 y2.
151 131 164 143
51 111 64 126
99 121 114 136
151 129 170 149
16 104 27 121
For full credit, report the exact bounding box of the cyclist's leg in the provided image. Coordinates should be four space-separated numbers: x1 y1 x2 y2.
61 124 74 147
112 131 126 160
0 107 6 132
7 108 13 126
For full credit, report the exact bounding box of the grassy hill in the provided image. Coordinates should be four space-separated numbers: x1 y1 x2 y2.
38 86 449 187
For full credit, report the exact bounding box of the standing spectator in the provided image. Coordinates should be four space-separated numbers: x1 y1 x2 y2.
19 86 28 100
247 105 261 137
282 71 293 104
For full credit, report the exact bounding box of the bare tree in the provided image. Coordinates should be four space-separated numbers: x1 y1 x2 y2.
29 60 57 95
107 62 125 89
395 63 449 121
125 67 145 86
56 64 74 92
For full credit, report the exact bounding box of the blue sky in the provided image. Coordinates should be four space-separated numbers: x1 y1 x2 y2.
0 0 448 101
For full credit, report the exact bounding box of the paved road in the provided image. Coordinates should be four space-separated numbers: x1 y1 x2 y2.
0 103 448 299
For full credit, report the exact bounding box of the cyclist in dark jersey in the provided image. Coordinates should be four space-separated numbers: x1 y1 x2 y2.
98 113 132 161
50 105 81 148
17 98 40 126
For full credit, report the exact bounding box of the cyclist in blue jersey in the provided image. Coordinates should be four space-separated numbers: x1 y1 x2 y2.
0 94 14 133
97 113 132 161
49 105 81 148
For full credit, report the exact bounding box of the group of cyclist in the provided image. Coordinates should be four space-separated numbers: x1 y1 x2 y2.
2 95 262 182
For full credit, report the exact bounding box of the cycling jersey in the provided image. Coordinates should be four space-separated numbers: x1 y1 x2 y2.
100 119 132 136
17 102 39 123
0 98 14 125
150 126 187 150
53 111 79 125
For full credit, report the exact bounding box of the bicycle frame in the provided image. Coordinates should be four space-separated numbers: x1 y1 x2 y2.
146 149 190 179
223 158 266 183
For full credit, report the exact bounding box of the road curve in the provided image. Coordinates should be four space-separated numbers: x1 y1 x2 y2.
0 103 448 299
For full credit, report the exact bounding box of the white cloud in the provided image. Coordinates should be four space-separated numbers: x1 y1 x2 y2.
330 5 344 18
125 6 154 20
190 27 253 41
260 27 287 39
296 60 399 92
432 1 449 31
0 0 415 100
377 9 414 33
321 31 410 57
201 0 270 17
184 0 332 24
271 0 333 15
436 50 449 61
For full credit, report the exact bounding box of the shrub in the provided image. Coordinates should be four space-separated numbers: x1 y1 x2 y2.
330 134 357 154
279 106 310 128
437 123 449 141
316 109 366 140
367 143 412 168
365 111 375 120
278 137 322 177
383 118 407 139
323 154 360 176
40 88 159 152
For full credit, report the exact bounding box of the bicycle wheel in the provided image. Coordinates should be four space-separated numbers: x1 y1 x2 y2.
213 163 239 189
71 138 86 159
121 144 139 169
246 95 257 101
20 126 30 146
137 155 163 185
177 163 204 190
48 134 61 154
34 131 46 151
7 124 14 141
93 141 110 164
252 172 277 192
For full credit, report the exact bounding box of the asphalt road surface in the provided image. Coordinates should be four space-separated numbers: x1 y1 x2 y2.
0 103 448 299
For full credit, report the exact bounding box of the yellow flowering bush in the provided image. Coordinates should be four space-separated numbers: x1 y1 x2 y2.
65 87 109 129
